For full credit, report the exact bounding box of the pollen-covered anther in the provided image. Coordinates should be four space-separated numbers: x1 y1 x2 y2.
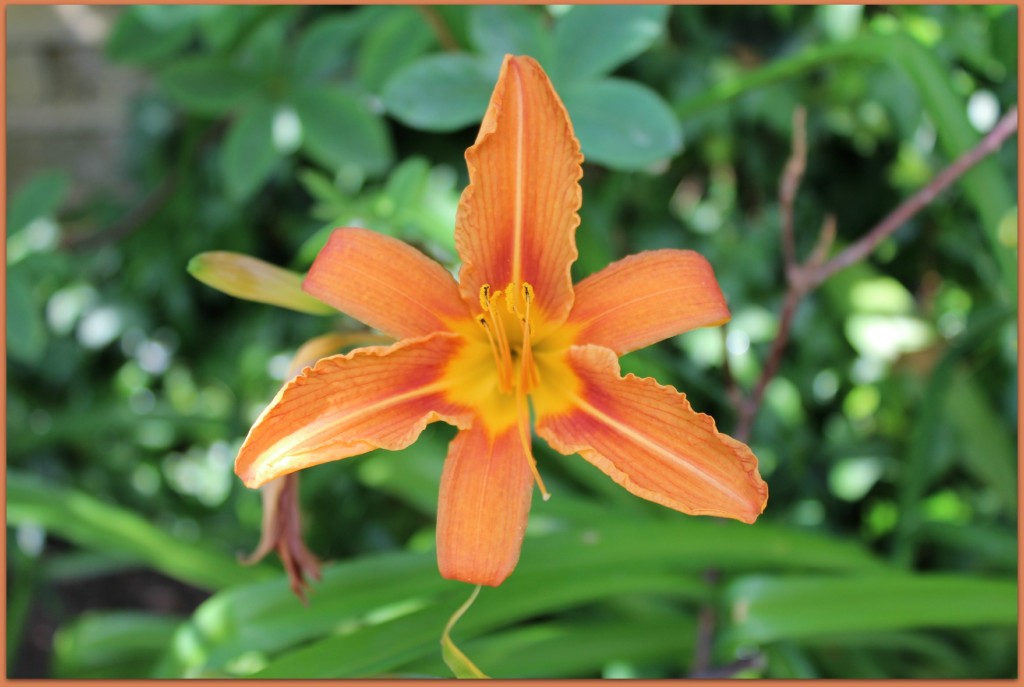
516 281 540 392
478 284 514 392
476 281 541 395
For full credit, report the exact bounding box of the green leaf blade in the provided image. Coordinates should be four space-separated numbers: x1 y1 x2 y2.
105 7 195 66
157 57 260 116
219 101 282 202
6 470 273 592
553 5 669 82
292 87 393 178
381 54 493 132
469 6 553 73
563 78 683 170
53 611 181 679
726 574 1017 646
357 7 437 93
8 170 68 234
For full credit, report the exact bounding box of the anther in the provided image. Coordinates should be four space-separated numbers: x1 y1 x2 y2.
479 285 491 311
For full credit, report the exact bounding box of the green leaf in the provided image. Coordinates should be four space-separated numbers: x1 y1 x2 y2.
105 7 195 65
195 5 266 52
252 569 699 678
917 522 1017 571
562 78 683 170
6 470 274 591
672 31 1016 299
991 7 1018 75
292 86 393 177
893 305 1014 564
7 548 38 669
404 615 696 678
155 518 886 676
157 57 261 116
431 6 474 51
380 158 459 251
6 266 48 365
883 33 1016 299
725 574 1016 645
53 612 181 678
945 367 1017 512
383 156 431 209
552 5 669 82
154 550 446 677
291 13 364 83
469 6 553 73
381 53 493 132
357 7 437 93
7 170 68 234
237 9 293 79
134 5 214 30
219 101 282 202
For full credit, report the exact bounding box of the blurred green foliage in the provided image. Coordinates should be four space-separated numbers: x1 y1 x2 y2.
7 4 1017 679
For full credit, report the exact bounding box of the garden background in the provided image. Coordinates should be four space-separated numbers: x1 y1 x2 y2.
6 4 1018 679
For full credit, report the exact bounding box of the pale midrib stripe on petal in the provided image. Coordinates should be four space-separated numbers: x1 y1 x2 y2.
580 283 717 326
569 392 751 509
512 60 526 286
259 380 449 475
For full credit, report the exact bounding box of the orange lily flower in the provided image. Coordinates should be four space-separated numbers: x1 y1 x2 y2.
190 252 391 599
235 55 767 587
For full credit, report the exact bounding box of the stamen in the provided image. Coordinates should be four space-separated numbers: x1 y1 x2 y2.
478 284 491 311
488 289 514 389
478 316 508 390
518 282 540 391
478 284 514 392
515 379 550 501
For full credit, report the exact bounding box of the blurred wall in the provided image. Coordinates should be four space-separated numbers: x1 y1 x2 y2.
8 5 148 205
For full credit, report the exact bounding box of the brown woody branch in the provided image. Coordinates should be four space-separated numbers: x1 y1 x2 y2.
734 104 1018 443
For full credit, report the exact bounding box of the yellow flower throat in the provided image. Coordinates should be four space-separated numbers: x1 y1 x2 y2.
477 282 539 395
442 282 581 500
476 282 548 498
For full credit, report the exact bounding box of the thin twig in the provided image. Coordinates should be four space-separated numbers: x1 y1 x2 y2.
810 105 1018 285
735 287 801 443
689 568 720 676
734 103 1018 443
691 652 766 679
734 107 806 442
60 176 177 250
779 106 807 272
416 6 459 52
60 121 225 251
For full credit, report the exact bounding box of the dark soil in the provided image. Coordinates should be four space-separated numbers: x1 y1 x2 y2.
8 554 209 678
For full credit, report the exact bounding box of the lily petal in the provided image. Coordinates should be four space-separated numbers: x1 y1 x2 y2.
188 251 335 315
285 332 392 379
455 55 583 326
566 250 731 355
536 345 767 523
436 425 534 586
236 332 473 488
304 228 467 339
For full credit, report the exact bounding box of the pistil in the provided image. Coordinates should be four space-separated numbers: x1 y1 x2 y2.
479 285 514 392
515 374 550 500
